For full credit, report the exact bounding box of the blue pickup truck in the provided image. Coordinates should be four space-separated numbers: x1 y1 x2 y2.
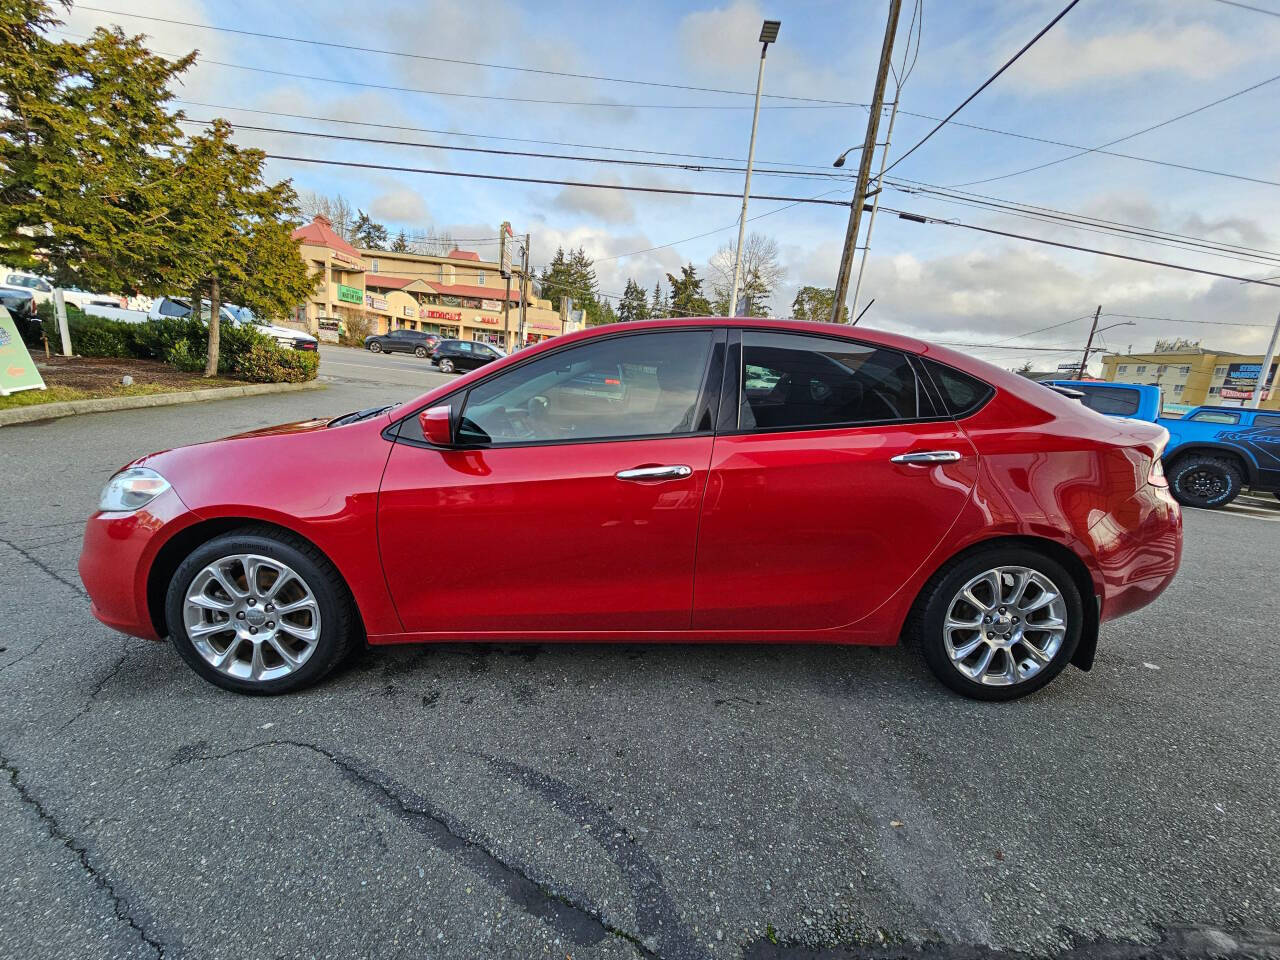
1045 380 1280 508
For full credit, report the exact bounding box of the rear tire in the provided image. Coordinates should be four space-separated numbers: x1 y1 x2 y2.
164 527 358 695
1168 455 1242 508
368 341 383 353
440 357 455 373
909 547 1083 701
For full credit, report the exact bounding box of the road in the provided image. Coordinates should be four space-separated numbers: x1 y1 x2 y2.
318 342 457 391
1 369 1277 960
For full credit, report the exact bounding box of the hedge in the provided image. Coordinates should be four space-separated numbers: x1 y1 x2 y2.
32 304 317 383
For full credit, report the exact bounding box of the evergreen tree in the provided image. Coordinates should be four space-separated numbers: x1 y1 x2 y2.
618 278 650 322
665 263 712 318
391 229 409 252
650 281 667 317
539 246 603 321
791 286 848 323
351 210 389 250
0 1 196 291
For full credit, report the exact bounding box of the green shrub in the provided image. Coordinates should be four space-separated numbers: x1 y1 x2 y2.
232 343 319 383
164 340 204 373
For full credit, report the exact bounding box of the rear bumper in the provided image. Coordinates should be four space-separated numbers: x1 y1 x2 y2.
77 488 195 641
1089 483 1183 622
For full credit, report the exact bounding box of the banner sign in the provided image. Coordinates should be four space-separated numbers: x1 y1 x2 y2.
336 283 363 304
481 299 502 312
1221 361 1278 401
402 306 415 317
0 306 46 397
364 294 388 311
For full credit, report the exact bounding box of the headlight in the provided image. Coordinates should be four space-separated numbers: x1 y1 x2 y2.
99 467 171 512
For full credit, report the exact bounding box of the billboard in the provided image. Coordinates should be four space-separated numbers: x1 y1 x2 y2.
499 222 513 279
1221 361 1278 401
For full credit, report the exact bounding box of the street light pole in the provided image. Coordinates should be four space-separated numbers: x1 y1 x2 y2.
830 0 903 323
1249 306 1280 409
728 19 780 319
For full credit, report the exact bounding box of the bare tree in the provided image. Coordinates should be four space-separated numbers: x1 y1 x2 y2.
707 233 783 316
297 190 354 239
406 227 456 257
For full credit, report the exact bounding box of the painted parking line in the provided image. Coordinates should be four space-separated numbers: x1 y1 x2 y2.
1188 503 1280 522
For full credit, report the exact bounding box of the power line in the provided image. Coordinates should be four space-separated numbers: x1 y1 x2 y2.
1207 0 1280 16
1101 312 1274 329
73 5 873 107
263 153 856 206
948 71 1280 188
882 0 1082 175
180 118 855 183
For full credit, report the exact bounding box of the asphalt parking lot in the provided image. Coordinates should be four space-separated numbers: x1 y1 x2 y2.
1 349 1277 960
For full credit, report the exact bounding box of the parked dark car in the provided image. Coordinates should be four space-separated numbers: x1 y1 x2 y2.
0 287 38 343
431 339 505 373
364 329 440 357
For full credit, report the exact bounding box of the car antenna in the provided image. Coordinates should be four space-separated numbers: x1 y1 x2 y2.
851 298 875 326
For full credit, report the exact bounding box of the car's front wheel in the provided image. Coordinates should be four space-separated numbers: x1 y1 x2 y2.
911 547 1082 701
439 357 455 373
414 345 427 358
368 341 383 353
164 528 358 695
1168 455 1242 509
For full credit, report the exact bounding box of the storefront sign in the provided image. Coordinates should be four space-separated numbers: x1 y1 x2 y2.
365 293 388 311
336 283 363 304
1222 361 1278 400
527 318 561 333
0 306 45 397
481 299 502 312
474 314 500 326
402 305 415 317
420 308 462 322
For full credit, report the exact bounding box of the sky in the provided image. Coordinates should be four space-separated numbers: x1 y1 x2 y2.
59 0 1280 372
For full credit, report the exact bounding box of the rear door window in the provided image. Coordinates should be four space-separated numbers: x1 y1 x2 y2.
1251 414 1280 428
1187 410 1240 424
738 331 932 430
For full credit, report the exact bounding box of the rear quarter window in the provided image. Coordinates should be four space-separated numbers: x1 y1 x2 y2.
1074 386 1141 417
921 359 993 418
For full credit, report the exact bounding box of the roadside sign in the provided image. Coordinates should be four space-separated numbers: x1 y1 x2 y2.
0 306 46 397
1222 360 1278 401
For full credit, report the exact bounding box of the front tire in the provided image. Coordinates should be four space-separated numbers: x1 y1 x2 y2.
1168 455 1242 508
368 341 383 353
164 528 358 695
910 547 1083 701
439 357 455 373
414 345 427 358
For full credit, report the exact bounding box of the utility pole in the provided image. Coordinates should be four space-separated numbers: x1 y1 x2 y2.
850 92 900 319
516 233 530 348
729 20 780 319
830 0 902 323
1249 306 1280 409
1077 304 1102 378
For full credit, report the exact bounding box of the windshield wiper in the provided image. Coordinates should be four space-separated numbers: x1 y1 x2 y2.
329 403 400 427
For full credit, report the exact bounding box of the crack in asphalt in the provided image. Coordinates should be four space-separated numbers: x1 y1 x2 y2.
1 752 168 959
740 924 1280 959
479 753 703 960
0 639 45 672
0 535 87 597
53 649 131 735
170 739 656 958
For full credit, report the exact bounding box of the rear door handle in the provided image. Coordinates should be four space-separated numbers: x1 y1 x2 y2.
616 465 693 482
891 450 963 464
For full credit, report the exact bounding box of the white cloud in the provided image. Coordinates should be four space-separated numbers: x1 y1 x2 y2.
369 186 431 224
549 184 636 224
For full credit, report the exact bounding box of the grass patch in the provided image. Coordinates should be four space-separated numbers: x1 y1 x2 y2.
0 379 239 411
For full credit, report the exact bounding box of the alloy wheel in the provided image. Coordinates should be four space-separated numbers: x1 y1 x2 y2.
1185 469 1225 500
183 553 322 683
943 565 1067 687
369 342 382 352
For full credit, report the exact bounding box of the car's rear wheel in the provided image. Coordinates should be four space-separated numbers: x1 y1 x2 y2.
911 547 1082 701
368 341 383 353
414 345 427 358
439 357 455 373
164 528 358 695
1168 455 1242 508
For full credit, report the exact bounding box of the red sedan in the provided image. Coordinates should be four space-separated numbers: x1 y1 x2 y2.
79 318 1182 700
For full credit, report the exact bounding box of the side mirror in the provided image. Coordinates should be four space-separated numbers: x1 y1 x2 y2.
418 404 454 447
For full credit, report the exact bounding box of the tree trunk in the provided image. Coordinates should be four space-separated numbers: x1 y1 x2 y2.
204 274 220 378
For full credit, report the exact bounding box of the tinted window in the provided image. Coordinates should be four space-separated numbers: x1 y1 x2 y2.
738 332 930 430
158 299 190 317
1187 410 1240 424
923 360 993 418
1074 385 1141 416
1253 414 1280 428
457 331 713 445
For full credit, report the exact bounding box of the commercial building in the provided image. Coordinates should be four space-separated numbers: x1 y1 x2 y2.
1101 342 1280 411
290 216 564 349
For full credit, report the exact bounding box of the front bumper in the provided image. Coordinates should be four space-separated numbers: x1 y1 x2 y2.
78 488 195 641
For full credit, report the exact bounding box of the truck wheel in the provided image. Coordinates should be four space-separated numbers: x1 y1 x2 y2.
1169 456 1243 509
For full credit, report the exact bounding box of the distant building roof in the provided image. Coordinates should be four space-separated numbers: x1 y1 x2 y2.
364 274 415 290
292 216 365 264
428 281 520 302
447 249 481 261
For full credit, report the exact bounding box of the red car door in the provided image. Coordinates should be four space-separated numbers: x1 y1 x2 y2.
378 328 723 634
692 330 979 631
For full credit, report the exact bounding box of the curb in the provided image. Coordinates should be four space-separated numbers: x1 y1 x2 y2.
0 380 325 427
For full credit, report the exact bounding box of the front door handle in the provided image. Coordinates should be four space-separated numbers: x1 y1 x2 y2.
891 450 963 465
616 464 693 482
